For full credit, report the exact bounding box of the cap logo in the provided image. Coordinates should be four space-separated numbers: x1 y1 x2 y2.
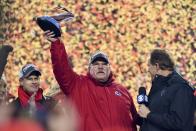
115 91 122 96
19 64 40 79
22 64 37 73
90 51 109 64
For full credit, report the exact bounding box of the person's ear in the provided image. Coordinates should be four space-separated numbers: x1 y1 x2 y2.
155 63 160 70
19 79 24 86
155 63 162 75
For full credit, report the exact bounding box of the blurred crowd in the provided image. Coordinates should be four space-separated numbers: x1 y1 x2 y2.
0 0 195 101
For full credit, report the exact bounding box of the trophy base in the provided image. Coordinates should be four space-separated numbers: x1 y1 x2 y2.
36 16 61 37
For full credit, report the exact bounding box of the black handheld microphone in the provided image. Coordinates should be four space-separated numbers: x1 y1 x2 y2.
137 87 148 106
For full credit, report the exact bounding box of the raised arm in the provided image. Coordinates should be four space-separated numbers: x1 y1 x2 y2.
45 31 78 95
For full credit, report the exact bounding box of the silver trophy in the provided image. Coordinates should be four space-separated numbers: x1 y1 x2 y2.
36 6 74 37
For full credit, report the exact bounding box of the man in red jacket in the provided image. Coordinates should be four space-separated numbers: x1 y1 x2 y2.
45 31 138 131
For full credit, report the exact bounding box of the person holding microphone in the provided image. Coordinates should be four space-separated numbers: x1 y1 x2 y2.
138 49 195 131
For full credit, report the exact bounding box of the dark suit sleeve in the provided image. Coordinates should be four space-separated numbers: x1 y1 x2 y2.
146 84 194 130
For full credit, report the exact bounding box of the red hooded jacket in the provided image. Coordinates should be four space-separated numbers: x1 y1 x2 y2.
50 39 138 131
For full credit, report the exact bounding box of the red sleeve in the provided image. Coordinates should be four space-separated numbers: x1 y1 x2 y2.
130 97 143 125
128 91 143 126
122 87 140 130
50 39 78 95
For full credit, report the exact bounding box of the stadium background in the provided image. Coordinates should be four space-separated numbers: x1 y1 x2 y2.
0 0 195 103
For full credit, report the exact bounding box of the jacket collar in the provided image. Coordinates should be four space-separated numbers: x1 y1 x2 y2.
149 71 174 97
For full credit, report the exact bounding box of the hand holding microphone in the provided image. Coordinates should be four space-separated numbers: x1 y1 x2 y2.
137 87 150 118
137 87 148 106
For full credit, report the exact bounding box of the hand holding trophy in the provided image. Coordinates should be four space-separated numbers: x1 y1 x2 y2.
36 5 74 37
